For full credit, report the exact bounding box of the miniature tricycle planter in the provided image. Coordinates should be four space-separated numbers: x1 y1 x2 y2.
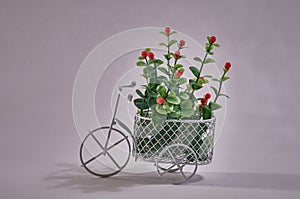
79 93 216 185
79 82 216 184
79 27 232 185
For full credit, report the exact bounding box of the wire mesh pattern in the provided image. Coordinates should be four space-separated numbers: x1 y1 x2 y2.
133 115 216 165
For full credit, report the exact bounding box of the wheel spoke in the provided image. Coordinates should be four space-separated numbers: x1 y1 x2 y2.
166 149 177 163
82 151 104 166
90 132 121 169
179 166 187 180
106 137 127 151
167 148 187 181
91 133 106 150
106 152 121 169
160 164 176 175
167 148 181 170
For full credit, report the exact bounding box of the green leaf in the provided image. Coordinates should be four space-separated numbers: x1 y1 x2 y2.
148 59 154 64
222 76 230 82
156 105 168 115
164 53 171 60
148 97 157 107
141 74 148 79
191 82 202 90
210 86 218 95
204 58 215 64
157 85 167 98
136 61 146 66
193 57 202 63
145 85 157 97
154 59 163 66
145 48 151 52
157 75 168 83
170 31 177 35
174 64 183 70
136 89 144 98
181 108 195 118
186 83 192 92
179 92 190 100
158 67 169 75
189 66 200 77
189 79 201 90
198 78 207 84
202 106 212 120
181 100 193 109
138 56 144 60
178 77 187 85
163 102 173 113
143 66 154 73
152 115 165 125
134 98 149 109
213 43 220 47
212 78 221 83
159 42 168 47
209 102 222 111
168 39 177 46
206 36 211 43
167 83 179 93
208 51 214 55
203 75 212 78
219 93 230 98
166 93 181 105
205 46 209 52
160 31 167 36
169 111 180 119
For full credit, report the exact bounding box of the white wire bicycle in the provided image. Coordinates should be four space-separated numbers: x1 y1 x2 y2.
80 82 216 184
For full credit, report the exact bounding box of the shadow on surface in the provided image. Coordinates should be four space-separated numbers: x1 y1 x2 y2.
43 163 203 192
196 171 300 191
43 163 300 192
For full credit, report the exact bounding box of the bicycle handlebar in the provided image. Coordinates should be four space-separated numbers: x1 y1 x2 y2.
118 81 136 102
118 81 136 92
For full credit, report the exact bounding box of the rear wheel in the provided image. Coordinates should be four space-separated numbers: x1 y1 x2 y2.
156 144 198 184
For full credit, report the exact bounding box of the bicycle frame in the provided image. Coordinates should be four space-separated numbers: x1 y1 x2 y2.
103 82 136 154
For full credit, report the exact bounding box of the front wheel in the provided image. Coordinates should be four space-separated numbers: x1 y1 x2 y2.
80 126 131 177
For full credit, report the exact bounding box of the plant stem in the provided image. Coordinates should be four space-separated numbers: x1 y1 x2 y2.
190 43 212 97
167 35 170 78
214 71 226 103
145 58 149 84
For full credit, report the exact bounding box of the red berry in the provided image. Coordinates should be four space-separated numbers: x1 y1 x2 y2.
156 97 164 105
175 70 183 77
199 104 204 109
201 98 207 105
224 62 231 71
210 36 216 44
200 77 205 82
148 52 155 59
204 93 211 100
141 51 147 58
174 51 180 59
179 40 185 47
165 27 171 35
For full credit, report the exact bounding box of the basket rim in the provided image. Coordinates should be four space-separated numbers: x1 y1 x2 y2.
135 114 216 123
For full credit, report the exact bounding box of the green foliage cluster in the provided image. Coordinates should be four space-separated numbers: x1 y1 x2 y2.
134 28 231 124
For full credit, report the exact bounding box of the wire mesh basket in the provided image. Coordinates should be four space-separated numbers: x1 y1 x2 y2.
133 114 216 165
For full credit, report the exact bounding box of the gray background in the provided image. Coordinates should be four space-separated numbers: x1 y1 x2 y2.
1 0 300 198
